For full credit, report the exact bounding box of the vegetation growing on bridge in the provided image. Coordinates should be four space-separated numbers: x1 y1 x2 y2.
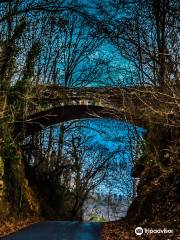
0 0 179 239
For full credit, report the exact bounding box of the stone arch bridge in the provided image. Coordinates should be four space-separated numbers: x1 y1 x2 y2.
15 84 176 136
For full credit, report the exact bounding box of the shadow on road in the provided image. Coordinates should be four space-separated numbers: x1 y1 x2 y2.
2 221 102 240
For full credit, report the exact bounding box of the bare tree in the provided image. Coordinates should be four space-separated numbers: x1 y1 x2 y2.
86 0 180 86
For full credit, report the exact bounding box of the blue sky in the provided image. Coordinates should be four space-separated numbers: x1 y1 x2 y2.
21 0 145 198
80 119 144 197
56 118 145 198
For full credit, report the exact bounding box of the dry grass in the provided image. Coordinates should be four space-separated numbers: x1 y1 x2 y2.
102 221 177 240
0 216 43 237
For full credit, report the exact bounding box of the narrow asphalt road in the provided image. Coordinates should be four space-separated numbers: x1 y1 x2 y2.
2 221 102 240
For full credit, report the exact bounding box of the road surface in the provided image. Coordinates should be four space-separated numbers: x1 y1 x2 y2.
2 221 102 240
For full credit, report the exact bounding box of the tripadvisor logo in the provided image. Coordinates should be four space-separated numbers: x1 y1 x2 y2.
135 226 174 236
135 227 143 235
